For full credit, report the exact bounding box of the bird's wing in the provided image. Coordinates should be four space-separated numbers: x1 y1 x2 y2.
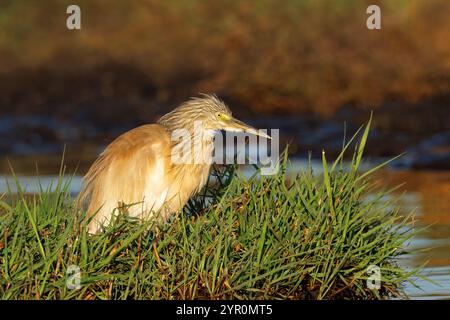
77 124 173 230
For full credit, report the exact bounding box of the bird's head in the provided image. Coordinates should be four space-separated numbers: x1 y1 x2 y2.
208 108 271 140
159 94 270 139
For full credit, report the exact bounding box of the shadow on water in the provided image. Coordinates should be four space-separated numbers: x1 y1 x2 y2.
1 159 449 299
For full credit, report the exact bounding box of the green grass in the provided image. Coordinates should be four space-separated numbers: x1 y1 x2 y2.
0 121 420 299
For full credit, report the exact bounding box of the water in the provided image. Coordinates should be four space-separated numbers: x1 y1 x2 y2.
1 164 449 299
376 170 450 299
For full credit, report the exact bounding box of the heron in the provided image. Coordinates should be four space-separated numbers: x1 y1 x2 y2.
78 94 270 234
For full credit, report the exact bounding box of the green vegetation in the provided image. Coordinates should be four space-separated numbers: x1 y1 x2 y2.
0 121 419 299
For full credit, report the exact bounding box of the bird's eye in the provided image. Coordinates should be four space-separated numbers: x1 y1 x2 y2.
216 113 222 118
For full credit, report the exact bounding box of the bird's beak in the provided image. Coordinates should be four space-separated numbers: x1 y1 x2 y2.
223 117 272 140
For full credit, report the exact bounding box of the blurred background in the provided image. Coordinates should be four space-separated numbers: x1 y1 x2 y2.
0 0 449 298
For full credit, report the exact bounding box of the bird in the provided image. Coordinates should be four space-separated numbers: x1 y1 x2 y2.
78 94 270 234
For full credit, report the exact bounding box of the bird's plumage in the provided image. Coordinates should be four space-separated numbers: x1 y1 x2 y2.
78 123 214 234
158 94 231 131
78 94 266 234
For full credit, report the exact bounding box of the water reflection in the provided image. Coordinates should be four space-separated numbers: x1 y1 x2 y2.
373 170 450 299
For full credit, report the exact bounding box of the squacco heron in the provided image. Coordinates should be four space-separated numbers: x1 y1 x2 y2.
78 94 270 234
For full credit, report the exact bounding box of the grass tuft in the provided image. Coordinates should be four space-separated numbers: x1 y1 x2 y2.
0 122 419 299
